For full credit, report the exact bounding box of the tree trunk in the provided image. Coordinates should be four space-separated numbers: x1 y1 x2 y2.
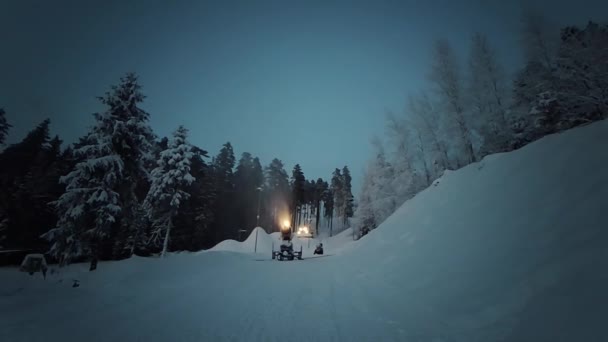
161 218 173 258
315 200 321 236
89 238 99 271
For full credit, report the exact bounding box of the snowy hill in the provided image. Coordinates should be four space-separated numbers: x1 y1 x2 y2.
338 119 608 341
1 120 607 342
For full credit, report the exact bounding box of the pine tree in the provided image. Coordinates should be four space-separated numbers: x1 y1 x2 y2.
187 145 215 250
1 119 66 251
314 178 327 235
144 126 195 257
100 73 156 258
0 108 11 146
341 166 354 228
291 164 306 227
330 168 344 231
251 157 265 229
234 152 254 232
265 158 290 231
210 142 236 241
43 122 123 268
233 152 265 233
554 22 608 125
43 73 155 268
322 184 334 233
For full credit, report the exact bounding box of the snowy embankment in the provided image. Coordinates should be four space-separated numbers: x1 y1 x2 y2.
1 120 607 342
336 119 608 341
206 226 356 257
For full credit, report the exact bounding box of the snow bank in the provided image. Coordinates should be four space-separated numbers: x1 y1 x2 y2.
206 226 356 257
207 227 274 254
337 119 608 341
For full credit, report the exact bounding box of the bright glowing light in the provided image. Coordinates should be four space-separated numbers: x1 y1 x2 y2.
282 220 290 228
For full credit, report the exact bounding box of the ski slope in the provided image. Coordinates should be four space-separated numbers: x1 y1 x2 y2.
1 120 607 342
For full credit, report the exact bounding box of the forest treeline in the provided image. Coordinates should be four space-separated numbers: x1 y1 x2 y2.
0 77 354 267
352 15 608 236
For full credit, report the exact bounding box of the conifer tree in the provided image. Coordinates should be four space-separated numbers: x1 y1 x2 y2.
145 126 195 257
0 108 11 146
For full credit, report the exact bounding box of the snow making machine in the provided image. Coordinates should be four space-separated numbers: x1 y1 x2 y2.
272 220 303 261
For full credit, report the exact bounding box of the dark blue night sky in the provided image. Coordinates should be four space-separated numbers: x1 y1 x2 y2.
1 0 605 191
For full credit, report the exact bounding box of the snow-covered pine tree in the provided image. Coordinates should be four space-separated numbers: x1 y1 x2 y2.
98 73 155 258
43 73 155 268
42 120 123 268
144 126 195 257
554 22 608 125
330 168 344 230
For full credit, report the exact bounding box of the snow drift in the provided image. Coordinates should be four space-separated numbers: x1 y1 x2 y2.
207 226 356 257
337 119 608 341
1 120 607 342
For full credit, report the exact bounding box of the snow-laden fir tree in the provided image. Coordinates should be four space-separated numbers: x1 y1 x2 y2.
144 126 195 257
42 124 123 267
43 73 155 267
554 22 608 125
100 73 156 257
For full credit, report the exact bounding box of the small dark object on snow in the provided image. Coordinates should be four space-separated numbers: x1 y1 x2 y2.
20 254 48 279
72 280 80 288
314 243 324 255
89 258 98 271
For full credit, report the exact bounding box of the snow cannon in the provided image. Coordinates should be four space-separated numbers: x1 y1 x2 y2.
280 220 292 241
272 220 303 261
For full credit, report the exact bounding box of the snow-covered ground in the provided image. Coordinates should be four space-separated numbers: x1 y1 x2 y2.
1 120 607 341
